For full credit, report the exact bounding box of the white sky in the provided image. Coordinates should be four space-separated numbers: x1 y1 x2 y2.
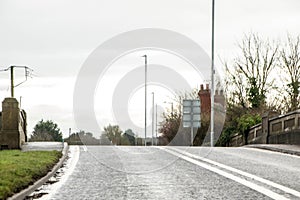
0 0 299 138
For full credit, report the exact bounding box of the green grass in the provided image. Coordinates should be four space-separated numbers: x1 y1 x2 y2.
0 150 62 199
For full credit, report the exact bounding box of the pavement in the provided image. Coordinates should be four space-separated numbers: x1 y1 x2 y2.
246 144 300 156
21 141 64 151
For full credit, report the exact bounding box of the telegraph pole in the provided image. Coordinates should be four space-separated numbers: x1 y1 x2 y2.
7 66 32 98
10 66 14 97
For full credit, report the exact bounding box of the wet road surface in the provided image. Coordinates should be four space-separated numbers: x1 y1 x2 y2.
43 146 300 200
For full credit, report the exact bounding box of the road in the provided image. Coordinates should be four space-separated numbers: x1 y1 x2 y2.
45 146 300 200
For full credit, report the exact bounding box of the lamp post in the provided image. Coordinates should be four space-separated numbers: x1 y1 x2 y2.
210 0 215 147
151 92 155 146
142 55 147 146
155 103 158 146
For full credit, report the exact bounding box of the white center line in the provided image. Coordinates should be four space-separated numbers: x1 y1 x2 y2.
160 147 290 200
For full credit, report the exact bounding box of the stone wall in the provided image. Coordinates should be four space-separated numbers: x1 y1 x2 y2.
0 98 27 149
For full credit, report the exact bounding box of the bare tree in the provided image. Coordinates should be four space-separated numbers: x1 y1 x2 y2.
225 33 279 109
280 35 300 112
225 63 247 108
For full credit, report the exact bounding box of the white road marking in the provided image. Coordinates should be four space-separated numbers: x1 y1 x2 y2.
42 146 80 200
244 147 300 159
161 147 290 200
169 147 300 198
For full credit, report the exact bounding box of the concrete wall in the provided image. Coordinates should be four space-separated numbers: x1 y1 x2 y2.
229 133 244 147
247 124 263 144
268 110 300 144
0 98 27 149
231 109 300 146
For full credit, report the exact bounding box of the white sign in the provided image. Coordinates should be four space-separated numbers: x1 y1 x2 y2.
182 99 201 128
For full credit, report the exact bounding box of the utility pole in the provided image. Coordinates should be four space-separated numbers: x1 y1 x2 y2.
8 66 32 98
10 66 14 97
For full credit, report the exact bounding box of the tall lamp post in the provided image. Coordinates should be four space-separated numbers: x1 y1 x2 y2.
142 55 147 146
210 0 215 147
151 92 155 146
155 103 158 146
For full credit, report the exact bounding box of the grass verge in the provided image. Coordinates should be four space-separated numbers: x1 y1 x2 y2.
0 150 62 199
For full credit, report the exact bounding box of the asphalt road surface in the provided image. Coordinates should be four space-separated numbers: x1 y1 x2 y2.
44 146 300 200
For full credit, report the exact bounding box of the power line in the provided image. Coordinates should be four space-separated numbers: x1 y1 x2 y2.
0 65 34 97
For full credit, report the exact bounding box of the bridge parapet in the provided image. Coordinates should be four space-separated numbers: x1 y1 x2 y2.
246 110 300 145
230 109 300 146
268 109 300 144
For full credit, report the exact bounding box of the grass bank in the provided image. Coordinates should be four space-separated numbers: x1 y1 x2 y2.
0 150 62 199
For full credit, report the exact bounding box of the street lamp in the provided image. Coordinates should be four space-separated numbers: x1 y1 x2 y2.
142 55 147 146
210 0 215 147
155 103 158 146
151 92 155 146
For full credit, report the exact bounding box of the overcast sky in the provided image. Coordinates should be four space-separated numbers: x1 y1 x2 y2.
0 0 299 138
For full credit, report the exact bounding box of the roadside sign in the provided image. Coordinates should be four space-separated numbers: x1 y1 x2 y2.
182 99 201 146
182 100 201 128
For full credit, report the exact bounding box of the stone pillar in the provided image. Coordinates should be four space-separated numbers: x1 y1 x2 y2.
0 98 23 149
261 111 280 144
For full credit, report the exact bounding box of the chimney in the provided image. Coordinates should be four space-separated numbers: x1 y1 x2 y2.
198 84 211 116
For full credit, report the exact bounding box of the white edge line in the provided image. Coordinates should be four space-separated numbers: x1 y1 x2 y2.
44 146 80 199
244 147 300 159
161 147 289 200
168 147 300 198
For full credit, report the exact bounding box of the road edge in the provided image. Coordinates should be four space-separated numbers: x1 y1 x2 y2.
8 142 69 200
246 145 300 156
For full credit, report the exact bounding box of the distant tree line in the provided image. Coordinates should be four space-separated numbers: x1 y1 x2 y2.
101 124 137 146
29 119 140 146
65 130 100 145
